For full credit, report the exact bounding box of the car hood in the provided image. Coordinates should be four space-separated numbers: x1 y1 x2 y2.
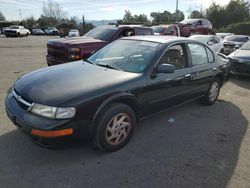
229 49 250 60
48 36 106 45
14 61 141 106
223 41 244 46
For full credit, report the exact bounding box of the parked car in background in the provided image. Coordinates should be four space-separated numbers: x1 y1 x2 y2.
68 29 79 37
5 36 230 151
46 25 154 66
223 35 249 55
32 28 44 35
4 25 30 37
153 25 180 36
178 19 213 37
216 33 234 39
45 27 59 35
189 35 223 53
229 40 250 77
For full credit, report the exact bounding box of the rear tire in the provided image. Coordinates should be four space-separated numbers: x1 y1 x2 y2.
93 103 136 152
201 78 221 105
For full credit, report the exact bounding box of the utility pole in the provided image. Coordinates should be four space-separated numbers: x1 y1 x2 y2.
176 0 178 11
19 9 22 23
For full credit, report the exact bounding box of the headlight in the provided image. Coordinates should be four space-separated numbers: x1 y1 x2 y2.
68 47 80 52
68 54 80 60
30 103 76 119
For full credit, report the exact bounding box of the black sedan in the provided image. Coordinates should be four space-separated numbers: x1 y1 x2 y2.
229 40 250 76
5 36 230 151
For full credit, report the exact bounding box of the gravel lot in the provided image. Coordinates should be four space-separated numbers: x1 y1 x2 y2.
0 35 250 188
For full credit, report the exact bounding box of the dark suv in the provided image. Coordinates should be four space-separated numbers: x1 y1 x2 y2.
46 25 153 66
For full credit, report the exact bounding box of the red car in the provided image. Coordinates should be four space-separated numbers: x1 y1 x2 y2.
179 19 213 37
153 19 213 37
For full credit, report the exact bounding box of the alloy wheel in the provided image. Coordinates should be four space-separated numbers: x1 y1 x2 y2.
105 113 132 146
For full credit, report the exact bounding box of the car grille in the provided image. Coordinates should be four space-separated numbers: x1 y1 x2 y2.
12 89 33 110
47 44 66 60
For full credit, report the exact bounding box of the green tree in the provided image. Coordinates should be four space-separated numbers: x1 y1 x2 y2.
24 16 36 30
190 10 203 19
225 0 250 25
205 2 227 28
172 10 185 22
205 0 250 29
123 10 134 23
0 11 6 21
151 10 184 24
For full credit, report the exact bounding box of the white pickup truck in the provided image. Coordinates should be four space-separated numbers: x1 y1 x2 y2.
4 25 30 37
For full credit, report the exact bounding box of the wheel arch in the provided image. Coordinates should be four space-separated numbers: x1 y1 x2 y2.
90 93 140 135
214 73 224 86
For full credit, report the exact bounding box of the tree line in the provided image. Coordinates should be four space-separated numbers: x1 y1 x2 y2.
0 0 250 34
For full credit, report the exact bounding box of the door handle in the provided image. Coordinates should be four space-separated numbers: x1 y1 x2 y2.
212 68 217 71
184 74 191 78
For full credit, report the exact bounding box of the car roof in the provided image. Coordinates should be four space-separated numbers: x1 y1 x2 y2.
121 35 200 44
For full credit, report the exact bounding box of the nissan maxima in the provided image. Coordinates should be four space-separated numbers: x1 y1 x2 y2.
5 36 230 152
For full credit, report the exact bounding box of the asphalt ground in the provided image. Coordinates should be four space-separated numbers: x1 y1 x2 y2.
0 35 249 188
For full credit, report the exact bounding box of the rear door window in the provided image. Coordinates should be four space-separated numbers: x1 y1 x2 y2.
188 43 209 66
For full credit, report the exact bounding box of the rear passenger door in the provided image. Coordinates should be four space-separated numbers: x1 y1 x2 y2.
188 43 217 97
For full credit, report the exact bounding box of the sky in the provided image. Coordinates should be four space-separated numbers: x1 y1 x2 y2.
0 0 232 21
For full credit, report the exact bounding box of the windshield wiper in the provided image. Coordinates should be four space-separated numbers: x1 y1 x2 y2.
95 63 122 71
83 58 94 64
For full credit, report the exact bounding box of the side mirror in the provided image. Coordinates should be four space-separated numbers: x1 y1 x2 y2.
156 64 175 74
207 41 214 45
234 45 240 50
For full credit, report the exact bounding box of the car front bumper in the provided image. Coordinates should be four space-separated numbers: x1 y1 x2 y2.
230 61 250 76
46 55 69 66
5 93 92 147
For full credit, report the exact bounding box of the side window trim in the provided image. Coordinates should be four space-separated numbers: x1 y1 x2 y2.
205 46 215 63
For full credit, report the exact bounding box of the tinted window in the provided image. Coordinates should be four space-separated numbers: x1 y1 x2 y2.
188 43 208 66
224 36 248 42
241 40 250 50
85 26 117 41
159 44 187 70
153 27 164 34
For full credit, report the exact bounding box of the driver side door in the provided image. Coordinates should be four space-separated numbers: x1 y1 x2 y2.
142 43 194 115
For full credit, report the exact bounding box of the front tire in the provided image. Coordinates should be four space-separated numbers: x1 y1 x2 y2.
201 78 221 105
93 103 136 152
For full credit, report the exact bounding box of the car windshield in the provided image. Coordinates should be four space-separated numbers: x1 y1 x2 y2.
84 26 117 41
9 26 19 29
180 19 197 25
154 27 164 33
190 35 209 43
225 36 247 42
241 41 250 50
70 29 78 32
88 39 162 73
